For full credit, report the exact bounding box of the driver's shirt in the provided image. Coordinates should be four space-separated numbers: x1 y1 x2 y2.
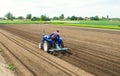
50 32 60 39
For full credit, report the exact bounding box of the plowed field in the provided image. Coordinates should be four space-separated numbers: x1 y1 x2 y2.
0 24 120 76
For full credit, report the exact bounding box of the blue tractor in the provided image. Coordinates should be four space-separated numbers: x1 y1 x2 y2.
39 35 69 53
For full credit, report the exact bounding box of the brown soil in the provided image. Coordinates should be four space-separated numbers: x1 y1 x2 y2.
0 24 120 76
0 47 15 76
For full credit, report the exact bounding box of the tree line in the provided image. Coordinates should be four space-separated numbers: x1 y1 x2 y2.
0 12 115 21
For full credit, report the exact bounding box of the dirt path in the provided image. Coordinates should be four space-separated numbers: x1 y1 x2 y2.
0 28 93 76
0 24 120 76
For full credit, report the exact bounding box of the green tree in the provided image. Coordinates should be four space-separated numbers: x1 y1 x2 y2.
40 15 50 21
52 16 59 20
31 16 40 21
102 16 106 20
77 17 84 20
66 16 71 20
59 14 64 20
90 16 99 20
12 16 16 19
41 15 46 21
18 16 24 19
70 16 77 20
0 17 2 19
26 14 32 19
94 16 99 20
5 12 14 20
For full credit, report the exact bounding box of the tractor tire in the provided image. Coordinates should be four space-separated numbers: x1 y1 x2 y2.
43 41 50 53
60 41 64 48
39 43 43 49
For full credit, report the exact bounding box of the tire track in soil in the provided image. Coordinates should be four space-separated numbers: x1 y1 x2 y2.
65 41 120 65
0 42 36 76
0 24 120 76
3 26 120 76
58 44 120 76
0 31 71 76
0 29 93 76
0 32 70 76
63 40 120 76
0 32 73 76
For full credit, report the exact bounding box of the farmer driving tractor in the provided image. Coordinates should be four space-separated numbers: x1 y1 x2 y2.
39 29 69 53
50 30 60 48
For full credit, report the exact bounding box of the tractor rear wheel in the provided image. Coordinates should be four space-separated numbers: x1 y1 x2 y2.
43 41 50 53
60 41 64 48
